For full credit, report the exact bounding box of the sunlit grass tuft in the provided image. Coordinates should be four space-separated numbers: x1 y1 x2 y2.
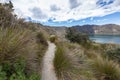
54 42 85 80
54 44 71 78
49 35 57 43
0 27 32 63
91 55 120 80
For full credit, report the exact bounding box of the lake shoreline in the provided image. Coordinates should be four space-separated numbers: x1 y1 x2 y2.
89 35 120 44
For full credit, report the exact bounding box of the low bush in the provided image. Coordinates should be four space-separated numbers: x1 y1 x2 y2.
65 28 92 49
49 35 57 43
65 28 90 43
0 58 41 80
106 47 120 62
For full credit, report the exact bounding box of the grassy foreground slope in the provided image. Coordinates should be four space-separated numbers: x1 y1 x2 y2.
53 27 120 80
0 2 48 80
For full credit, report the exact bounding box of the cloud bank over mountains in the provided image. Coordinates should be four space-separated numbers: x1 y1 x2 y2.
1 0 120 22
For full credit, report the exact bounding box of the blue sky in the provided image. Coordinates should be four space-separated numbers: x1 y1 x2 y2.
1 0 120 26
42 12 120 26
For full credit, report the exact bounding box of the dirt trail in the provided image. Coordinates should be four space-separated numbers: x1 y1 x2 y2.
41 41 57 80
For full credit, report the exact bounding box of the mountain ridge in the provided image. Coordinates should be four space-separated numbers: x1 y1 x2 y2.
72 24 120 35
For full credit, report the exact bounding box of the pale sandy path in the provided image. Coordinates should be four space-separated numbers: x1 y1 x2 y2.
41 41 57 80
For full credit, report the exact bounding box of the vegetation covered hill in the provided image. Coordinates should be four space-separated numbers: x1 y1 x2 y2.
73 24 120 35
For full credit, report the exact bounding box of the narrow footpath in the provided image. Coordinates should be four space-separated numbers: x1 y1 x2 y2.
41 41 57 80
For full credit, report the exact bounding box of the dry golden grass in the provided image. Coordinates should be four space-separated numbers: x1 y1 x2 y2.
0 27 33 63
90 55 120 80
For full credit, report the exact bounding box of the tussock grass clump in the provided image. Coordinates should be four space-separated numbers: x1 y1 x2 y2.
65 42 80 50
0 27 42 79
54 42 83 80
36 32 48 46
106 47 120 62
49 35 57 43
54 44 71 78
91 55 120 80
0 27 32 63
36 32 48 63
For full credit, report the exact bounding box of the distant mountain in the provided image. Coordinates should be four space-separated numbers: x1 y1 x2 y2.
72 24 120 35
41 24 120 41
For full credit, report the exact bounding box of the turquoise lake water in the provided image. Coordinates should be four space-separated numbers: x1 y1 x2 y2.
89 35 120 44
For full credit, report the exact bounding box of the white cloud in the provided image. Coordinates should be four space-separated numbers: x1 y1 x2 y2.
0 0 11 3
94 18 108 22
3 0 120 22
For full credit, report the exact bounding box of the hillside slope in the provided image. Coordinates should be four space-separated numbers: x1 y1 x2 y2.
73 24 120 35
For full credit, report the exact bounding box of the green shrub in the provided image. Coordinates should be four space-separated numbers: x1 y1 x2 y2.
65 28 91 48
0 2 15 28
106 47 120 62
29 73 41 80
0 66 6 80
0 58 41 80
